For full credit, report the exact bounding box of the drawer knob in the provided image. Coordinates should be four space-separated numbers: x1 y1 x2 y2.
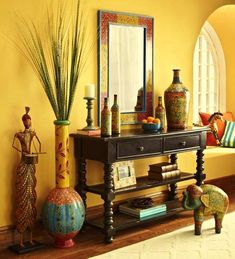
137 146 144 152
180 141 186 146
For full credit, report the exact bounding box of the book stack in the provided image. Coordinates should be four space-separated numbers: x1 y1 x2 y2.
77 128 101 136
148 162 181 181
119 202 167 220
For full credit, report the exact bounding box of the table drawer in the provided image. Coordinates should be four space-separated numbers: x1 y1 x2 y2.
117 138 162 159
164 134 200 152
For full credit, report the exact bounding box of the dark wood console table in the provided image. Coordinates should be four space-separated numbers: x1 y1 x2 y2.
70 127 208 243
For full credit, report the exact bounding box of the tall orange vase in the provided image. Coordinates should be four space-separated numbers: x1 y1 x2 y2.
42 120 85 248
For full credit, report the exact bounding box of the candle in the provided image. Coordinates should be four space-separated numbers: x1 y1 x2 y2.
84 84 95 98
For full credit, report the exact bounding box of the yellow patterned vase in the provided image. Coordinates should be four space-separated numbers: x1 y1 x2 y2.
42 120 85 248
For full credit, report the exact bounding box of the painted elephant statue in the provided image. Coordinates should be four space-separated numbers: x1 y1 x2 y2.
182 184 229 235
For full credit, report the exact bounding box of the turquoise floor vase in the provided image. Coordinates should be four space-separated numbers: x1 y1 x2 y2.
42 187 85 248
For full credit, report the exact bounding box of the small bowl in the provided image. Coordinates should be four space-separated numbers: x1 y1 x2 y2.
142 122 161 132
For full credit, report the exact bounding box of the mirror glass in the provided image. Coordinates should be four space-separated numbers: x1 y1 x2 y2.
109 24 145 112
98 10 154 125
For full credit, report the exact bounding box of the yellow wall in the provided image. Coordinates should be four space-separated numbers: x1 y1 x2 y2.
208 6 235 114
0 0 235 228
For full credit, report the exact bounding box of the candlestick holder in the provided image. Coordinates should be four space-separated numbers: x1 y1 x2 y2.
83 97 97 131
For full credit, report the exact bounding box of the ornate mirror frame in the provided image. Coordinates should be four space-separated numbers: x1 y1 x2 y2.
98 10 154 125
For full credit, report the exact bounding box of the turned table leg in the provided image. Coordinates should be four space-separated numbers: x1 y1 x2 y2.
76 158 87 209
74 158 87 232
102 163 115 243
195 149 206 186
168 154 178 200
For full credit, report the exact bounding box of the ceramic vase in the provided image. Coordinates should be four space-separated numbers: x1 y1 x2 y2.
42 120 85 248
155 96 166 130
164 69 190 129
111 94 121 135
101 97 112 136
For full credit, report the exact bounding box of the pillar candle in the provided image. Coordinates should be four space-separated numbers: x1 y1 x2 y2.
84 84 95 98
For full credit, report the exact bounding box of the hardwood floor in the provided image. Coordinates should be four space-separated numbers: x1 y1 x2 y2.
0 188 235 259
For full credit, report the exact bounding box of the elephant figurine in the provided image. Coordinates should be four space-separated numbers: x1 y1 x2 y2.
182 184 229 235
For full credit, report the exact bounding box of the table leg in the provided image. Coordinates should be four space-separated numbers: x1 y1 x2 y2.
168 183 178 200
76 158 87 210
170 153 178 165
102 163 115 243
168 154 178 200
195 149 206 186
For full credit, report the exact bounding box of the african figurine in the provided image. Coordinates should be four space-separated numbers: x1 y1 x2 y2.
208 112 223 145
12 107 42 247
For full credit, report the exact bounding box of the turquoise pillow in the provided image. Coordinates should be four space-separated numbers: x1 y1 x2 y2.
221 121 235 147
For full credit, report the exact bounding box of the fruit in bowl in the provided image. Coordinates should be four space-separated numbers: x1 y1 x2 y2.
142 117 161 132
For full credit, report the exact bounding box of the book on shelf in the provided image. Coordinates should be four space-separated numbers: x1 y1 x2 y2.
119 202 167 218
148 169 181 181
77 128 101 136
149 162 178 173
139 211 167 220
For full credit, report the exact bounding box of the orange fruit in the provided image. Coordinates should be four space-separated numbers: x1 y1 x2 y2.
142 119 147 123
147 116 155 123
153 118 160 124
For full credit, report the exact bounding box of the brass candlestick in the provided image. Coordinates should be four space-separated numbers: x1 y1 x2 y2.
83 97 96 130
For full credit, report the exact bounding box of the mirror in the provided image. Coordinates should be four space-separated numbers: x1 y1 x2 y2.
109 24 145 112
98 10 154 125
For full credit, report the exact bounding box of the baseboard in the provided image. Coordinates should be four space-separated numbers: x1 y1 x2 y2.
1 174 235 248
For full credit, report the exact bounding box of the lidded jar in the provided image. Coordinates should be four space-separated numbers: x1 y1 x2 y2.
164 69 190 129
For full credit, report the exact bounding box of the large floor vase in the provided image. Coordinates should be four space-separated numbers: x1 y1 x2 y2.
42 120 85 248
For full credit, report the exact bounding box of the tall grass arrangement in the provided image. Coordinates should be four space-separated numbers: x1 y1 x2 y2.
17 0 92 120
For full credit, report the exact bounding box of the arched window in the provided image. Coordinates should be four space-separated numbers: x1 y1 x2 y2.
193 21 226 123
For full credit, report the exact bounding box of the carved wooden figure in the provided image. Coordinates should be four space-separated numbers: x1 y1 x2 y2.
12 107 42 247
208 112 223 145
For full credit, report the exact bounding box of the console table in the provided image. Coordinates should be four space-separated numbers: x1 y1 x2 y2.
70 127 208 243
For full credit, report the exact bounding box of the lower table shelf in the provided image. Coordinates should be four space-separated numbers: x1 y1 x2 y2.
86 200 184 232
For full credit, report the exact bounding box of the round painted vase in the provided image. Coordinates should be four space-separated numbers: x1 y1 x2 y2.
164 69 190 129
42 120 85 248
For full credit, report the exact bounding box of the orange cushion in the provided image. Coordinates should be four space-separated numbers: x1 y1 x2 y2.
199 112 234 146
